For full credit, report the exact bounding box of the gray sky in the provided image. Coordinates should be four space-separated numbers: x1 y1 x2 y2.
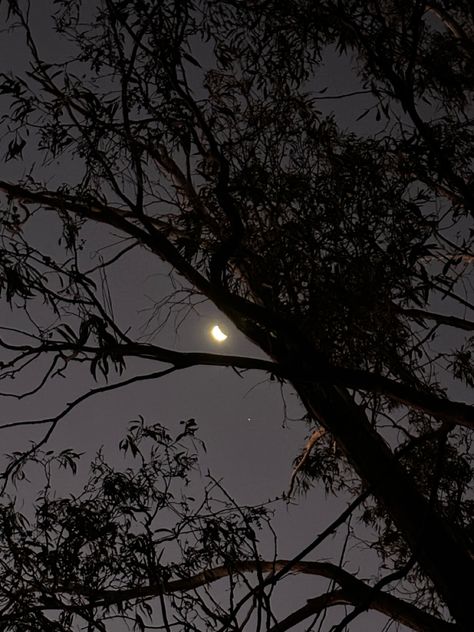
1 3 459 630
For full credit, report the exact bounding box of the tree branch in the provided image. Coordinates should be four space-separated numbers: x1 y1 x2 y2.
47 560 454 632
400 307 474 331
0 180 285 340
2 332 474 430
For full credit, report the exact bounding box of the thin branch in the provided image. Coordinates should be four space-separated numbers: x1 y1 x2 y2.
222 490 370 626
0 366 179 432
0 366 178 489
0 180 280 334
313 89 372 100
400 307 474 331
287 426 326 498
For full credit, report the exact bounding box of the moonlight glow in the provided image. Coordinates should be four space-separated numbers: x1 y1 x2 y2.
211 325 228 342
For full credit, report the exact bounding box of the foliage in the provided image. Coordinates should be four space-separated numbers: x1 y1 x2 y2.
0 1 473 630
0 420 273 631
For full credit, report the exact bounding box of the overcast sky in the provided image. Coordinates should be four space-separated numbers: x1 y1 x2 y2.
0 4 449 630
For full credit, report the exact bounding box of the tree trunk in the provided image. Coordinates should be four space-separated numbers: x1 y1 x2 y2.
294 379 473 631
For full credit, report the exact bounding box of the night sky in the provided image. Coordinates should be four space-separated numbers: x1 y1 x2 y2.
2 3 468 631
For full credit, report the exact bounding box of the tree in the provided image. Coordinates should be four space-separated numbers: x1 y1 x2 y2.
0 0 473 630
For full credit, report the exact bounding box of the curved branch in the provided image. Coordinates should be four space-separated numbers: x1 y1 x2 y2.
0 180 284 338
0 366 180 432
426 3 474 57
52 560 454 632
287 426 326 498
268 584 452 632
0 366 178 490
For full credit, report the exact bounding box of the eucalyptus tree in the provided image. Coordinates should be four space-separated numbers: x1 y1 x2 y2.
0 1 473 630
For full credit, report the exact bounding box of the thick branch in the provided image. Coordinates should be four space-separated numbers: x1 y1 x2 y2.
316 365 474 430
50 560 454 632
0 180 285 341
2 334 474 429
269 586 454 632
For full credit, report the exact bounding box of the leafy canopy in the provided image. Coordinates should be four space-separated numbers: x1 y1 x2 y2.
0 1 473 631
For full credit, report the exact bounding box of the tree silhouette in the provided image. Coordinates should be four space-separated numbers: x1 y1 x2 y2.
0 1 473 630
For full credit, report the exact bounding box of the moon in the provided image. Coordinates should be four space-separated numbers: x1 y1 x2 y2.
211 324 228 342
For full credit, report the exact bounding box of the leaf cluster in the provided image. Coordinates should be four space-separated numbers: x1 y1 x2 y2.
0 419 271 631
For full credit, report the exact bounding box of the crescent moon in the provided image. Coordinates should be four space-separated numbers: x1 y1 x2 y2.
211 325 228 342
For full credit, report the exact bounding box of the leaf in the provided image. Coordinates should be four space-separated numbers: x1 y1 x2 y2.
134 614 145 632
56 323 77 343
6 136 26 161
182 52 202 68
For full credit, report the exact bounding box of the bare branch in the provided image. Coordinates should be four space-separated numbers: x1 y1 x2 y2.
287 426 326 498
41 560 454 632
400 307 474 331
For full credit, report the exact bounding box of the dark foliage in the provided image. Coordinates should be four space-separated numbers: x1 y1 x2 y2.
0 1 473 630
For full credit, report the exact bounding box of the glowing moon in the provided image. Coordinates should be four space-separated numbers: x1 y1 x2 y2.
211 324 228 342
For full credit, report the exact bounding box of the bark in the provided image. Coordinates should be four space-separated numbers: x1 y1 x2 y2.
1 180 473 627
294 377 473 631
399 307 474 331
49 560 455 632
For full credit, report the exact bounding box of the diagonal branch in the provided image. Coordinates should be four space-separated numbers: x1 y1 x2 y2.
425 3 474 57
0 180 282 338
0 366 178 490
399 307 474 331
45 560 455 632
